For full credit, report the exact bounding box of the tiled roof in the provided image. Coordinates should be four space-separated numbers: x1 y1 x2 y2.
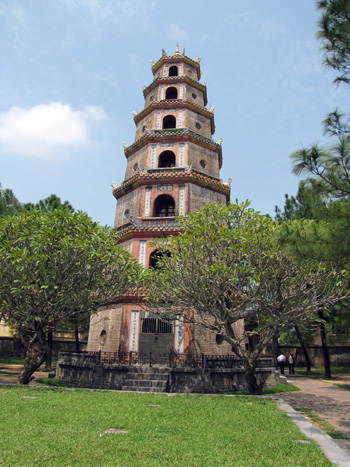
143 76 207 104
134 99 215 133
151 54 201 77
124 128 222 167
112 167 230 199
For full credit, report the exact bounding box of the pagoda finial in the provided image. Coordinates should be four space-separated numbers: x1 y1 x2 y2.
174 44 180 55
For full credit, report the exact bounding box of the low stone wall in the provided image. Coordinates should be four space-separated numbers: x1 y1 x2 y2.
0 337 87 359
56 352 277 393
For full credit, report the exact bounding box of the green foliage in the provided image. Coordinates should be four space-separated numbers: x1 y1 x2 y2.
24 193 74 213
0 209 142 382
0 184 22 217
146 201 347 394
0 387 334 467
317 0 350 86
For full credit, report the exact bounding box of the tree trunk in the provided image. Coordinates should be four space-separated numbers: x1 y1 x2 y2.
271 336 279 367
244 360 263 395
18 330 48 384
45 331 53 370
75 325 80 353
318 309 331 378
294 325 311 371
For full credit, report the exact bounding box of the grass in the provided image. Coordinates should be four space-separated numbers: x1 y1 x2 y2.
0 357 26 364
335 383 350 391
295 408 347 440
234 383 300 395
0 386 335 467
295 366 350 379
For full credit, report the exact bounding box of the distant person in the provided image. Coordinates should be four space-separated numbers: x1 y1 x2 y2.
288 353 295 375
277 353 286 374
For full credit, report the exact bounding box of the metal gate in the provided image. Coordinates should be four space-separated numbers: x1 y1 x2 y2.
138 311 174 357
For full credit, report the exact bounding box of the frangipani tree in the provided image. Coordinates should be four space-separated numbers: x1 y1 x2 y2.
0 209 142 384
145 201 348 394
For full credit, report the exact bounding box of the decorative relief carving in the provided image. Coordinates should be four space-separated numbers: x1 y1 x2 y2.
179 143 185 166
160 85 165 100
179 84 184 99
144 187 152 216
174 316 184 353
150 144 157 168
129 310 140 352
138 240 147 266
178 109 183 127
156 111 161 129
179 185 185 215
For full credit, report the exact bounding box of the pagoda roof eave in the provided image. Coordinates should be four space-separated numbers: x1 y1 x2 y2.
112 168 231 200
124 129 222 167
143 76 207 106
151 54 201 79
134 99 215 134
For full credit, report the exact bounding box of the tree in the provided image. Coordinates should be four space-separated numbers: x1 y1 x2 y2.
0 184 22 217
317 0 350 86
275 179 328 221
0 210 142 384
24 193 74 213
145 202 347 394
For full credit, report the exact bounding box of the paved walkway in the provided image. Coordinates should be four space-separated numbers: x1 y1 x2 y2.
278 373 350 457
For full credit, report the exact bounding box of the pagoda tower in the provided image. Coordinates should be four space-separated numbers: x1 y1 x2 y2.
87 47 233 358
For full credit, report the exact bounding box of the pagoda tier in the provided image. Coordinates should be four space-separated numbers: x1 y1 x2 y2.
87 48 235 359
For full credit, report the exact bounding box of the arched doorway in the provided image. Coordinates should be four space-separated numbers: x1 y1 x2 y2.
165 87 178 100
162 115 176 129
169 65 178 76
158 150 175 168
154 195 175 217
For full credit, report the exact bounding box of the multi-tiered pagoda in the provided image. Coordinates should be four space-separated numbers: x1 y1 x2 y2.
87 47 235 359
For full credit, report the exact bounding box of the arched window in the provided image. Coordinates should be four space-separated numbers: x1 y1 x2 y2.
162 115 176 129
159 151 175 168
154 195 175 217
169 66 178 77
149 249 171 269
165 87 178 100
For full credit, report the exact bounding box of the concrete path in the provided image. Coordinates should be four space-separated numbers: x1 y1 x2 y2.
278 373 350 461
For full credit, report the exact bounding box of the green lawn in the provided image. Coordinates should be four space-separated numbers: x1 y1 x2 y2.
0 386 335 467
295 366 350 379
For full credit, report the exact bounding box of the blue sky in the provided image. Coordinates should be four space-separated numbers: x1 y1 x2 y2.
0 0 348 226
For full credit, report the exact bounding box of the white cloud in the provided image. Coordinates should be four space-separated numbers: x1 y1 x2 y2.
167 23 189 43
59 0 155 27
0 102 106 158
